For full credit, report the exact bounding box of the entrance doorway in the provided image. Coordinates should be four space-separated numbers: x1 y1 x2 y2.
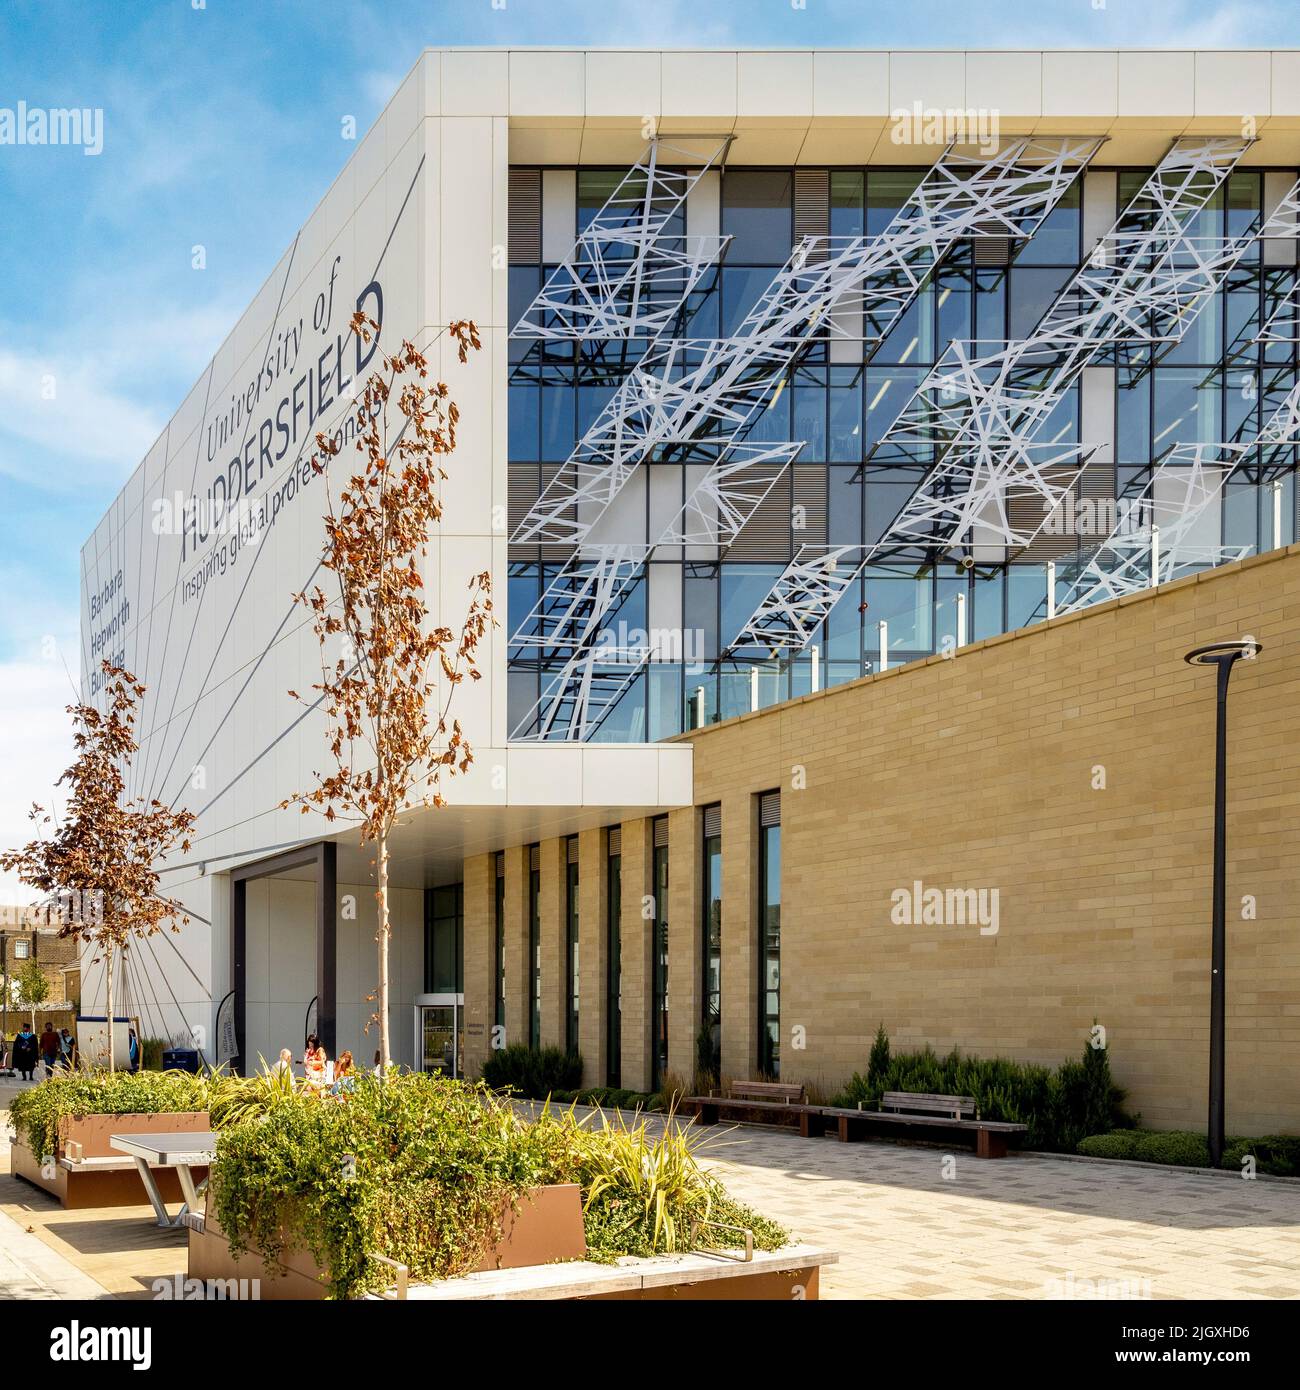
415 993 463 1077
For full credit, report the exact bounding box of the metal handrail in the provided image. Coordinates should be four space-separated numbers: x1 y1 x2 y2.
369 1253 409 1300
689 1219 754 1263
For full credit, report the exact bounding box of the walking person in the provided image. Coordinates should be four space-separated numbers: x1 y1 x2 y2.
39 1022 60 1078
59 1028 75 1069
127 1027 140 1072
12 1023 38 1082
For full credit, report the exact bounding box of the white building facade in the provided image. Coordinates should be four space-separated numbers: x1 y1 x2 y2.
81 48 1300 1084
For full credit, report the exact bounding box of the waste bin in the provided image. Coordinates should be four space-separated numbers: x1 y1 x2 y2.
161 1047 201 1073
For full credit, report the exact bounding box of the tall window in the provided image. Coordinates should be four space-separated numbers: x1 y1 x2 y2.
565 837 580 1054
424 884 463 994
651 817 670 1090
701 805 722 1080
758 792 782 1078
607 827 622 1087
528 845 541 1049
493 853 505 1033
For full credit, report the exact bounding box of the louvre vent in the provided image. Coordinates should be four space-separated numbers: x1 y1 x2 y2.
509 169 542 265
794 170 830 261
495 852 505 877
972 219 1013 267
653 817 669 848
608 826 622 856
702 803 722 838
529 844 540 871
1015 462 1118 563
793 469 829 547
758 791 781 828
567 837 580 864
508 465 542 563
726 466 791 561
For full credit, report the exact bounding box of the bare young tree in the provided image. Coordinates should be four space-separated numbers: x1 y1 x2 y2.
1 662 196 1070
286 314 492 1073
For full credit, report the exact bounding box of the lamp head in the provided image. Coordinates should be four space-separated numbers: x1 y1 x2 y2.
1184 638 1261 667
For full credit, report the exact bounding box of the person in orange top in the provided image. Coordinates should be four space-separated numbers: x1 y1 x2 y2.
303 1033 327 1092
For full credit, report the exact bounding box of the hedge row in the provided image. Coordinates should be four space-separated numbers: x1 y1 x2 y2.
1078 1129 1300 1176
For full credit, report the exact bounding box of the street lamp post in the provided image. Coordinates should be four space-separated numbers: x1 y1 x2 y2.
1183 638 1260 1167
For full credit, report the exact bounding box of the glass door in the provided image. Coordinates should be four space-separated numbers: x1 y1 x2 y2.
418 996 463 1077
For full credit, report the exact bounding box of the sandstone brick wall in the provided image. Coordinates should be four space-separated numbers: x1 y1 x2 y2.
465 545 1300 1134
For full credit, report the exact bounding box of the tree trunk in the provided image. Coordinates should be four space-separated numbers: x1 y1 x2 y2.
378 832 390 1078
105 942 115 1073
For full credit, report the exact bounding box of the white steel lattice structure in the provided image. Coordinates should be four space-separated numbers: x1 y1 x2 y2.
730 136 1254 656
511 136 1102 549
511 136 1103 739
1256 180 1300 343
1050 443 1251 613
1049 376 1300 616
511 136 732 343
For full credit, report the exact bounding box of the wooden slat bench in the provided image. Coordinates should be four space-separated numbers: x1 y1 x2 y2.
820 1091 1028 1158
684 1081 828 1137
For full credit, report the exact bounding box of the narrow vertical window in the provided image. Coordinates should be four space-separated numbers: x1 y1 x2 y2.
652 816 670 1091
701 804 722 1082
607 827 622 1087
528 844 541 1050
493 853 505 1033
758 792 782 1078
565 837 580 1055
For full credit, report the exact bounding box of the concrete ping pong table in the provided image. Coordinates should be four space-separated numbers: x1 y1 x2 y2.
109 1130 218 1229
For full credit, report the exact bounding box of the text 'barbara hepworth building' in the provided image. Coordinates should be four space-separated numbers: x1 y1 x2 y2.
82 48 1300 1132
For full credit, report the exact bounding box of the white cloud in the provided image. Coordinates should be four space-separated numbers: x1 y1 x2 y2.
0 660 78 907
0 300 239 489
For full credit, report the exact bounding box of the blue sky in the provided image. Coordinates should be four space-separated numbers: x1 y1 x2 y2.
0 0 1296 892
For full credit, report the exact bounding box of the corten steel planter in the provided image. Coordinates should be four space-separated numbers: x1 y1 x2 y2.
10 1111 210 1209
188 1183 587 1299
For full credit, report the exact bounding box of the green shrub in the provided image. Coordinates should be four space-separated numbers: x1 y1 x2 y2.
574 1108 785 1262
831 1028 1129 1152
480 1044 583 1099
9 1067 208 1158
208 1071 786 1297
1077 1130 1141 1160
1130 1130 1211 1168
866 1023 890 1088
1221 1134 1300 1178
1079 1128 1300 1173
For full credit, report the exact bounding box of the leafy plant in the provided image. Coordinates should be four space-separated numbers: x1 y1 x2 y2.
0 663 195 1070
208 1072 785 1298
831 1028 1130 1152
205 1063 299 1129
866 1022 890 1088
9 1067 208 1158
1079 1127 1299 1175
1077 1129 1141 1160
569 1106 786 1262
1221 1134 1300 1177
480 1044 583 1099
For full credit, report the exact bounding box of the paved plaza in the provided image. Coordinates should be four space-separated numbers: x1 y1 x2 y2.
694 1123 1300 1300
1 1094 1296 1300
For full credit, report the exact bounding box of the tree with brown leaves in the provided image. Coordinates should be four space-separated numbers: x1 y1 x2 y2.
285 314 492 1073
1 662 196 1071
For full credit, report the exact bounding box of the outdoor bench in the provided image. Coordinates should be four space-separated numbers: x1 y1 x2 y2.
683 1080 829 1137
819 1090 1028 1158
